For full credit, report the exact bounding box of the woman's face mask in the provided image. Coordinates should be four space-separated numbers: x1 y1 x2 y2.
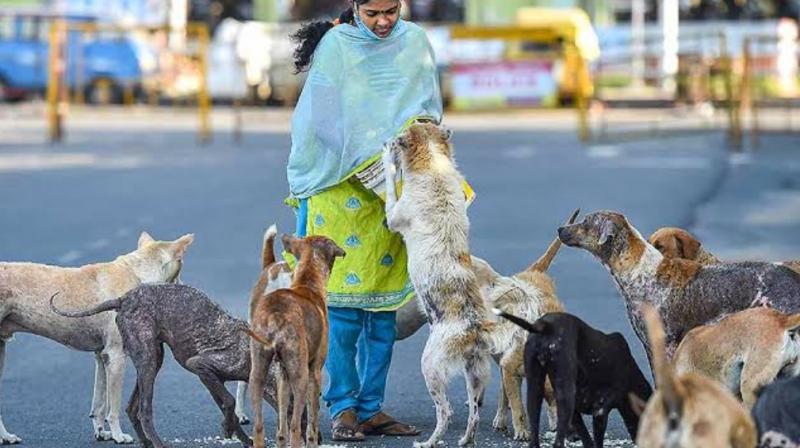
356 0 401 39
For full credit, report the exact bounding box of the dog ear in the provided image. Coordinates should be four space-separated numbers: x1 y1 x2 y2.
598 219 615 246
628 393 648 417
675 232 701 260
171 234 195 259
281 234 301 258
330 243 346 259
138 231 155 248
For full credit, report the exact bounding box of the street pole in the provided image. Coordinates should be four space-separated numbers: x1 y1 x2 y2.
631 0 645 87
661 0 679 94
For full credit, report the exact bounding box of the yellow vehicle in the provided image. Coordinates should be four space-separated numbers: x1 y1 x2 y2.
508 7 599 101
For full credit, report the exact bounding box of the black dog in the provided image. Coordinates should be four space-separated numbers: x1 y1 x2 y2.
493 309 652 448
51 284 280 448
753 376 800 448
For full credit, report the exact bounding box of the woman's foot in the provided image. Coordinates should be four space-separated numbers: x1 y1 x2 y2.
332 409 365 442
359 411 421 436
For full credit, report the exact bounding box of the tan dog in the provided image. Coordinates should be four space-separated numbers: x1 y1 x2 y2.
673 307 800 408
472 210 578 441
649 227 800 274
0 232 193 444
247 234 345 448
236 224 294 425
637 304 757 448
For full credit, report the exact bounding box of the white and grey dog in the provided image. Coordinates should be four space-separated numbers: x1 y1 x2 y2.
0 232 193 444
384 122 493 447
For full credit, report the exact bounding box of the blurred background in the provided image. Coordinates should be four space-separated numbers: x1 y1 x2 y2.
0 1 799 447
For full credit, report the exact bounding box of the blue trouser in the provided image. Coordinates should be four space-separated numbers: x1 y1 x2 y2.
323 307 397 422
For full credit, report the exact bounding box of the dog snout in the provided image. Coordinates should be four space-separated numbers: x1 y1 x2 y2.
558 226 575 245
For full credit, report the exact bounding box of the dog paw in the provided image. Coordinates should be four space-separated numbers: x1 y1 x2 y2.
0 433 21 444
112 432 134 444
491 415 507 432
95 430 113 441
413 440 441 448
458 436 474 446
513 429 531 441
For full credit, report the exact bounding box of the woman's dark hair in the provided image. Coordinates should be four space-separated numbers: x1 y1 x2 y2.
291 3 365 73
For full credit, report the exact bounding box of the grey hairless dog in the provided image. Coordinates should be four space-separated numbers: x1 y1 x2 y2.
50 283 280 448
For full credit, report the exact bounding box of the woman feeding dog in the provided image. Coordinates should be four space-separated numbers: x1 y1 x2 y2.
286 0 442 441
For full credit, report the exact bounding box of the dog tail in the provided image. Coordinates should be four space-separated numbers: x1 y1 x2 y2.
642 304 683 418
492 308 548 333
785 313 800 332
262 224 278 269
243 327 273 348
526 208 580 273
49 292 121 318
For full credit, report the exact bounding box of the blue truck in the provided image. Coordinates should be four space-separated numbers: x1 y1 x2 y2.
0 10 149 103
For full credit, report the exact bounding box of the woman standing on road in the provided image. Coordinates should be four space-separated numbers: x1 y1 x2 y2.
286 0 442 442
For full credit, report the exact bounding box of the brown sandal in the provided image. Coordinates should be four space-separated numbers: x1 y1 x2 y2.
332 409 365 442
359 412 421 437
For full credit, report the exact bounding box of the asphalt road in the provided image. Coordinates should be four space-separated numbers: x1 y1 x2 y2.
0 106 772 447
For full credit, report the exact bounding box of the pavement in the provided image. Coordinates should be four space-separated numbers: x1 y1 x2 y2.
0 105 798 447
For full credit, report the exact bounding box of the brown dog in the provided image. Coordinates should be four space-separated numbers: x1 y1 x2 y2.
673 307 800 409
246 234 345 448
637 304 757 448
649 227 800 274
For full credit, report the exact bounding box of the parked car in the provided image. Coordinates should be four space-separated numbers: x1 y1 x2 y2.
0 10 149 103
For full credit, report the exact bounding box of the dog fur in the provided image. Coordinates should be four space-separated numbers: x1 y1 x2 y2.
558 210 800 363
475 210 579 441
50 281 285 448
637 304 757 448
247 234 345 448
383 122 493 447
649 227 800 275
495 310 652 448
753 376 800 447
673 307 800 408
0 232 193 444
235 225 294 425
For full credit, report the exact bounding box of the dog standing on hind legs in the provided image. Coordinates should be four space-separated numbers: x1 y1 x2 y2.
383 122 493 447
246 234 345 448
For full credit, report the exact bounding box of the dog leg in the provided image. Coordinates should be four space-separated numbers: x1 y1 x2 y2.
382 144 411 232
525 366 546 448
544 377 559 432
570 412 593 448
276 370 289 448
0 340 21 445
552 377 577 447
741 354 784 409
186 355 252 446
90 352 111 441
618 401 641 441
235 382 250 425
415 344 453 448
492 376 508 432
502 366 530 441
305 364 322 448
249 343 273 448
591 412 609 448
460 355 490 446
103 347 134 444
134 343 168 448
125 383 151 448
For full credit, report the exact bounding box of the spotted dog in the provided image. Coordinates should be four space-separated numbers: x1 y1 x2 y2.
558 210 800 362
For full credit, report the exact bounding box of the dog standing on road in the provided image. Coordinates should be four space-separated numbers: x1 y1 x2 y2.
637 305 757 448
558 210 800 362
247 234 345 448
383 122 494 447
673 307 800 408
494 309 652 448
0 232 193 444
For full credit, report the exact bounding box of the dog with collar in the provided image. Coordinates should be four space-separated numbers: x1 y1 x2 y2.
247 233 344 448
494 309 652 448
0 232 192 444
383 122 493 447
649 226 800 275
637 304 757 448
558 210 800 362
673 306 800 409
